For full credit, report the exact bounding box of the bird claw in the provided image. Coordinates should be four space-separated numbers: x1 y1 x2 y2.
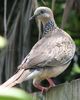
41 87 48 93
33 78 55 93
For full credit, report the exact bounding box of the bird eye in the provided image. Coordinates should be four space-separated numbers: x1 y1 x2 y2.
40 10 44 14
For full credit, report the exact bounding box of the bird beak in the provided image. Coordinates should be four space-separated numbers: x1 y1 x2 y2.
29 14 37 21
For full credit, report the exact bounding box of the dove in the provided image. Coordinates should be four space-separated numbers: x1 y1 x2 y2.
0 7 76 93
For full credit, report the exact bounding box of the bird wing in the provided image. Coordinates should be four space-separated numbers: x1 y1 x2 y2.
19 29 75 69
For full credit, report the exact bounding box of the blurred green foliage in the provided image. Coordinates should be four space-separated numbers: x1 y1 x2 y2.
0 88 33 100
0 36 7 49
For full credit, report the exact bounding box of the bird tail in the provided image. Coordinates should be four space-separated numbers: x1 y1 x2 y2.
0 69 31 88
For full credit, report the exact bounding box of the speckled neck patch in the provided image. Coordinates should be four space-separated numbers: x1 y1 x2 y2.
43 20 55 34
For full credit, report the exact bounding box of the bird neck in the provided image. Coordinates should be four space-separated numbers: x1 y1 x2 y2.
43 19 57 34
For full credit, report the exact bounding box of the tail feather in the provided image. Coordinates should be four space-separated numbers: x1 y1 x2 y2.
0 69 31 88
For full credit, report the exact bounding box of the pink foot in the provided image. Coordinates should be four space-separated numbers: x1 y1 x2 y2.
47 78 55 88
33 78 55 93
33 82 48 93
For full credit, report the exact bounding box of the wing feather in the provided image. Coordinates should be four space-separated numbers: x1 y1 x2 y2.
19 29 75 69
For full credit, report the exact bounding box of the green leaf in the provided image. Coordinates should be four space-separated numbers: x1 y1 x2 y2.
0 88 33 100
0 36 7 48
72 63 80 74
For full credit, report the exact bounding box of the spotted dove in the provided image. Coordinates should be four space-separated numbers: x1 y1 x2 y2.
0 7 76 93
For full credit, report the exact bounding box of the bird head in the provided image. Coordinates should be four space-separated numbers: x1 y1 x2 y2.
29 7 54 23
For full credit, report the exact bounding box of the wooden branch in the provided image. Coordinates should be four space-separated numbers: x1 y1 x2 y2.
61 0 75 29
51 0 56 11
4 0 7 37
36 79 80 100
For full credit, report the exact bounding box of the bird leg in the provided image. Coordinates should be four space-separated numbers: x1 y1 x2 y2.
33 81 48 93
46 78 55 88
33 78 55 93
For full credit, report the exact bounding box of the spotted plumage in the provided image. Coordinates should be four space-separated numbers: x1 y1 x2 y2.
43 20 54 34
